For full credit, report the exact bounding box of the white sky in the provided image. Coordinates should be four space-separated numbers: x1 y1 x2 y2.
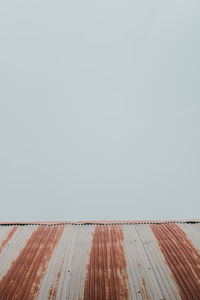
0 0 200 221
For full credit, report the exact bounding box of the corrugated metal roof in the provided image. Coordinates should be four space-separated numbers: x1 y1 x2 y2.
0 221 199 299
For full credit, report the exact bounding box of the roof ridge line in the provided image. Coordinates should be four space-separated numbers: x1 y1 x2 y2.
0 220 199 226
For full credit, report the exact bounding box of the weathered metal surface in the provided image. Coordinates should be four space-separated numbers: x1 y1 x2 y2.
123 224 181 299
0 226 17 254
37 225 94 300
0 221 199 299
83 225 129 300
178 223 200 253
0 225 64 299
151 223 200 300
0 226 37 282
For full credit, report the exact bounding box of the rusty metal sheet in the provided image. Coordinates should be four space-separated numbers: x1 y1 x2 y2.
178 223 200 252
0 225 38 282
37 224 94 300
0 225 64 299
0 221 199 299
83 224 130 300
123 224 181 300
151 223 200 300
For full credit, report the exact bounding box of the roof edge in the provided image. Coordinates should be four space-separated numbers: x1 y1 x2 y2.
0 219 199 226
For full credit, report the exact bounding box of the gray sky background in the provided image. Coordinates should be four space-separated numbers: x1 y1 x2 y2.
0 0 200 221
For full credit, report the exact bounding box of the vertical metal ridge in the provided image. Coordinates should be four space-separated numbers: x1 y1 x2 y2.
151 223 200 300
83 225 130 300
136 224 181 299
0 226 38 282
66 224 94 300
151 224 194 299
0 225 64 299
123 224 165 299
49 224 93 299
0 223 199 299
0 226 18 254
178 223 200 253
0 226 42 299
59 225 81 299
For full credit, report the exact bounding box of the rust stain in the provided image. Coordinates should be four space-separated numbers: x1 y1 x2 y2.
136 261 150 299
151 223 200 300
141 277 150 300
83 225 130 300
0 225 64 300
48 271 61 300
0 226 18 254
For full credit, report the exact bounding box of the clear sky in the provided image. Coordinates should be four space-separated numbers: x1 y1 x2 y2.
0 0 200 221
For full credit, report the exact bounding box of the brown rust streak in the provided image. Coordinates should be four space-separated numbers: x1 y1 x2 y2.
0 225 64 300
151 223 200 300
0 226 18 254
83 225 130 300
141 277 150 300
48 271 61 300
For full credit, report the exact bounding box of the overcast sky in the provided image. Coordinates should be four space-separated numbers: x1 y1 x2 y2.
0 0 200 221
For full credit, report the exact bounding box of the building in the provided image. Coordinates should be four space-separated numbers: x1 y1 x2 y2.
0 220 199 299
